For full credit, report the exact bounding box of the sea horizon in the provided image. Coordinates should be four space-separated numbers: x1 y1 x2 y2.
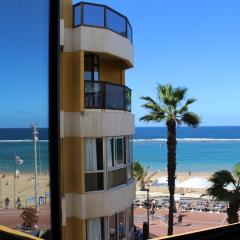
1 127 240 173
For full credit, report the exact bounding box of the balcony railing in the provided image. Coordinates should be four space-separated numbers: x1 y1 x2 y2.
73 2 133 43
85 80 131 111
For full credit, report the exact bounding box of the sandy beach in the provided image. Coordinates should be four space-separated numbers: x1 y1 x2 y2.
135 171 213 197
0 172 50 208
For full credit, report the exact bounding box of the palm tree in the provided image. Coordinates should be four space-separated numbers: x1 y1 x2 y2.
207 163 240 224
140 84 200 235
133 161 157 190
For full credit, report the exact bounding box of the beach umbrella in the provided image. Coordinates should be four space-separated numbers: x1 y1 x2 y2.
224 183 235 191
152 176 180 187
177 177 211 189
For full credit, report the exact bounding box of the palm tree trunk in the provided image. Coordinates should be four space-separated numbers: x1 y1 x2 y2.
227 195 240 224
166 120 177 235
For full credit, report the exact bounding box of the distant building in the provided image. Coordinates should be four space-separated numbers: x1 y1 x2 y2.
60 1 135 239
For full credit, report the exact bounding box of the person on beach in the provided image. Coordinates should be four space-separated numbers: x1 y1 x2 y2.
16 197 21 209
5 197 10 209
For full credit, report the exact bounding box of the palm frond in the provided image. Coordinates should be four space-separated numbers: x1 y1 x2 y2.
235 163 240 178
140 112 166 123
177 98 197 114
209 170 236 186
180 112 201 127
140 96 165 113
207 170 236 201
172 87 188 102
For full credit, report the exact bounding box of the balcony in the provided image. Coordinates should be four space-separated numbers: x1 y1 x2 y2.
73 2 133 44
84 81 131 111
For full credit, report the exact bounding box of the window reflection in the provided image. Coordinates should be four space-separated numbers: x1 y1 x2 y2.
74 4 81 26
83 4 104 27
106 9 127 37
0 0 51 238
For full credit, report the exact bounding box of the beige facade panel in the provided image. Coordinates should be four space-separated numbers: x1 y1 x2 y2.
63 28 73 52
64 180 135 219
61 110 135 138
72 26 134 67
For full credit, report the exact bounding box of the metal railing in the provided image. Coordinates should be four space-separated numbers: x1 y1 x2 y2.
84 80 131 111
73 2 133 43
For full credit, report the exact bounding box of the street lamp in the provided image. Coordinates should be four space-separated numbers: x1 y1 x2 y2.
140 184 150 239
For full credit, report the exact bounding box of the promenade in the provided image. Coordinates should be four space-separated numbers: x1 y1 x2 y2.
134 207 228 238
0 205 50 230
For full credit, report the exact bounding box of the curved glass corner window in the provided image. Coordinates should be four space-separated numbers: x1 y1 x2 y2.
107 168 126 189
127 22 133 43
74 4 81 26
83 4 104 27
106 9 127 37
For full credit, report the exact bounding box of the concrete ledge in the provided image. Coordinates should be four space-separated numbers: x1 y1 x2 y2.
67 26 134 67
65 180 135 219
61 110 135 138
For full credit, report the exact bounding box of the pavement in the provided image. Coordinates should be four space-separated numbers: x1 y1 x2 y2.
0 205 51 230
134 207 228 238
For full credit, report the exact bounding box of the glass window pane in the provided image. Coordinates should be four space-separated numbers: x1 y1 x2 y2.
84 56 93 81
94 66 99 81
106 9 127 37
127 22 132 43
115 138 124 165
74 4 81 26
107 138 114 168
109 215 117 240
117 211 126 240
96 138 103 170
105 84 125 110
83 4 104 27
87 218 104 240
85 172 104 191
0 0 52 236
127 164 133 180
107 168 126 189
125 88 131 111
85 82 103 108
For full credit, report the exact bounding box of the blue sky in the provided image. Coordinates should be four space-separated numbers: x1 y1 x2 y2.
1 1 239 127
0 1 49 128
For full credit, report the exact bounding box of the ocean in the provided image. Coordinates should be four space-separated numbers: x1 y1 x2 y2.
134 126 240 173
0 127 240 173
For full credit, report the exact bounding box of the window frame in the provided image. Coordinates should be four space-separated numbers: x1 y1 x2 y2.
49 0 61 239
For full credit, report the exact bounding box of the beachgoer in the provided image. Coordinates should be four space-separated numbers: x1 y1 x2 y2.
16 197 21 208
189 171 191 176
5 197 10 209
178 214 183 226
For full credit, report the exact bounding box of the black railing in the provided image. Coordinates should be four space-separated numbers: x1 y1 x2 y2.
84 80 131 111
73 2 133 44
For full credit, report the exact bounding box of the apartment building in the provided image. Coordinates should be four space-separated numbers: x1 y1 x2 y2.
60 1 135 239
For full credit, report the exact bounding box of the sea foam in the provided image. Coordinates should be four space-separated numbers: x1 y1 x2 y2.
133 138 240 142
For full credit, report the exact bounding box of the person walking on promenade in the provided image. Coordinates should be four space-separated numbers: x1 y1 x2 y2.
16 197 21 209
5 197 10 209
177 214 183 226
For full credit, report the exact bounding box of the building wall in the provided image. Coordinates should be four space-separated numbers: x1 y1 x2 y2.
60 1 134 239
